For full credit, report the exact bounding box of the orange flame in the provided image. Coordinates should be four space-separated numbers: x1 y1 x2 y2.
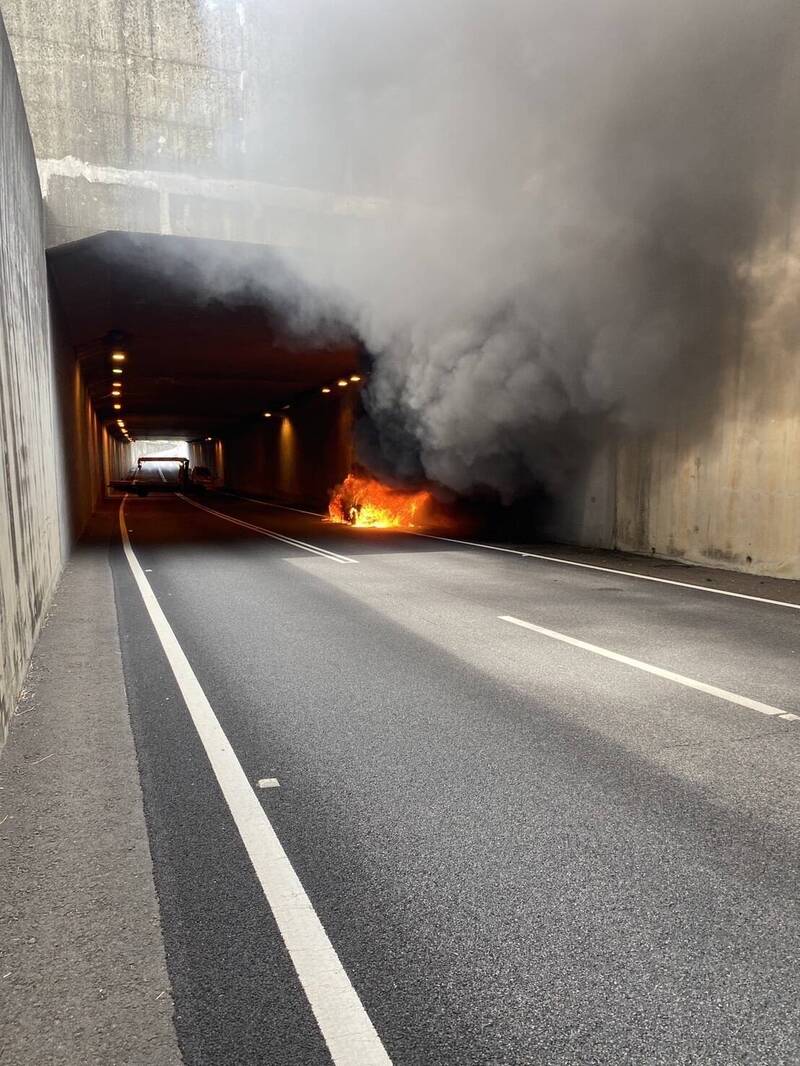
328 473 433 529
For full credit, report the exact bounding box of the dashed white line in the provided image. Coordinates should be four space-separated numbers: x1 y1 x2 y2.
258 778 280 789
499 614 797 721
118 499 390 1065
412 533 800 612
178 495 357 565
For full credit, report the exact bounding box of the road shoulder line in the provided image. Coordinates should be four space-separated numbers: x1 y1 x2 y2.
411 533 800 612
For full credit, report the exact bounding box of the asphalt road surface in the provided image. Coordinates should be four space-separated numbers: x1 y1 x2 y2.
110 475 800 1065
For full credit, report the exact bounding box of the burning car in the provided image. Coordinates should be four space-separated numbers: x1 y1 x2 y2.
328 472 434 529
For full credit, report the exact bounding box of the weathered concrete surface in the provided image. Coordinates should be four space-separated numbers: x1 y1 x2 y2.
0 14 62 748
3 0 382 248
614 236 800 578
0 510 180 1066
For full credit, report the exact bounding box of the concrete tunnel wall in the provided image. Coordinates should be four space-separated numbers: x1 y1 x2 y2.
1 0 380 250
220 389 357 511
0 13 118 749
549 219 800 579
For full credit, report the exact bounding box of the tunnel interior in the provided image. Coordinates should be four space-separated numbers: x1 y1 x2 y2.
48 231 363 505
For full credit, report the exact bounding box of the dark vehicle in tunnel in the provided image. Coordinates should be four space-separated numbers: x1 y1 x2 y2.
189 465 222 492
109 456 190 496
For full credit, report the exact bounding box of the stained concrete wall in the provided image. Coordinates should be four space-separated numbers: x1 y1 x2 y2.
0 15 63 746
614 235 800 578
2 0 381 249
0 12 119 750
547 227 800 578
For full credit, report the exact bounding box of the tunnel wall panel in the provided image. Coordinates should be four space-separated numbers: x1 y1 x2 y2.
0 14 110 752
223 392 355 510
49 280 107 552
545 230 800 579
2 0 379 249
614 231 800 578
0 16 63 746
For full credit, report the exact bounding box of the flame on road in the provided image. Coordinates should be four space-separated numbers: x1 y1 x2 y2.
328 473 433 529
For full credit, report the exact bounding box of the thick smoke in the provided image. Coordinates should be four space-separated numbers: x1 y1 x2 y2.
237 0 799 497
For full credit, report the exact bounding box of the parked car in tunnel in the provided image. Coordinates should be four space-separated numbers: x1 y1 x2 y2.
189 465 222 492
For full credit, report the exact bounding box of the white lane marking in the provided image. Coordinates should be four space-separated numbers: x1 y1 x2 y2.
499 614 796 720
412 533 800 612
223 492 326 519
177 494 357 565
258 778 280 789
223 493 800 613
118 500 391 1065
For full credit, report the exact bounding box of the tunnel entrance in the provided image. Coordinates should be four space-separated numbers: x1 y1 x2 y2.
49 231 363 508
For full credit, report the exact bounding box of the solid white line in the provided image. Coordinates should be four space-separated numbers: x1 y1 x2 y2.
177 494 357 565
499 614 795 720
222 492 327 519
412 532 800 612
118 500 391 1065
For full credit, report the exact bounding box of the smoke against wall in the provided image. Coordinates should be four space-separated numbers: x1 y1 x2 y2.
220 1 799 499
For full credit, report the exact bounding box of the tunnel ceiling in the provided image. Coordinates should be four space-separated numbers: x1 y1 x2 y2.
47 232 361 441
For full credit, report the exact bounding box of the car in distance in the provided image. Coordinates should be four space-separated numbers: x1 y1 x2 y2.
189 465 222 492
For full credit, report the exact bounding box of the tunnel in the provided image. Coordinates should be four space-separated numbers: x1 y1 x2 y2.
48 230 364 511
3 5 800 1064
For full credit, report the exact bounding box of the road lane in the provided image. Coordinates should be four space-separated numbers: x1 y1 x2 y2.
118 498 390 1066
180 492 800 715
111 493 800 1064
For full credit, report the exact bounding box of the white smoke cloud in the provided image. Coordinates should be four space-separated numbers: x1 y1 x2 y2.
225 0 800 496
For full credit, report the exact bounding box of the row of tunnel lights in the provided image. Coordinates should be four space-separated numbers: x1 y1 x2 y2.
261 374 363 419
109 351 133 443
110 351 362 441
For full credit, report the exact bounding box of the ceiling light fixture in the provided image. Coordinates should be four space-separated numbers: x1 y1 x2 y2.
337 379 348 387
349 374 362 382
321 387 331 394
263 412 272 418
112 368 123 375
111 352 126 362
